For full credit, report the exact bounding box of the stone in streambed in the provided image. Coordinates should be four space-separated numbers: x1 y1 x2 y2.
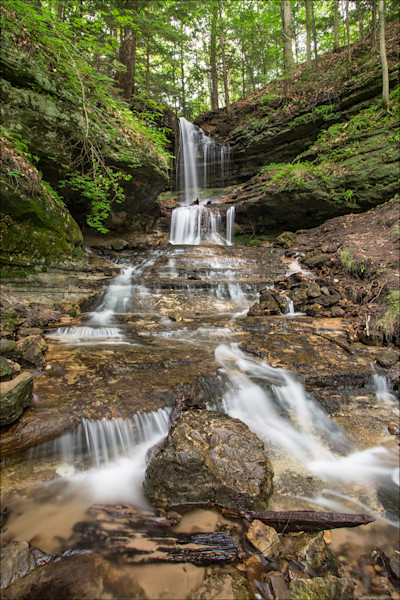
0 371 33 426
246 520 281 557
144 410 274 510
289 575 354 600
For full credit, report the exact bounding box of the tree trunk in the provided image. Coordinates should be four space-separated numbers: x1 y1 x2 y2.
305 0 312 69
357 2 364 39
311 0 318 65
210 2 219 110
345 0 351 63
378 0 390 109
371 0 378 47
281 0 295 71
118 26 137 100
180 42 187 118
218 1 231 114
333 0 340 50
146 40 151 97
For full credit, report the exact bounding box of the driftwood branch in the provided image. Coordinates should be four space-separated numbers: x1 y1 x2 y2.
217 506 375 533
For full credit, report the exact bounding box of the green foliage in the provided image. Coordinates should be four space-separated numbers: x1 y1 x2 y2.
260 161 316 189
340 247 370 277
60 165 132 234
377 290 400 341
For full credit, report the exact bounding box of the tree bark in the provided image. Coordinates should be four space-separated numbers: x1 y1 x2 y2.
333 0 340 50
217 507 375 533
378 0 390 110
210 1 219 110
118 26 137 100
357 1 364 39
310 0 318 65
281 0 295 71
218 0 231 114
305 0 312 69
145 39 151 97
345 0 351 63
371 0 378 47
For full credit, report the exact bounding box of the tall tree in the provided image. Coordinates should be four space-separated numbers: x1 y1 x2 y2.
333 0 340 50
305 0 312 69
281 0 295 72
371 0 378 47
210 1 219 110
218 0 231 114
310 0 318 65
378 0 389 109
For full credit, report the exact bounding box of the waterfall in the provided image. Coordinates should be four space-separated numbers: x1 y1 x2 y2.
176 117 231 204
212 343 399 491
28 407 170 469
171 117 234 246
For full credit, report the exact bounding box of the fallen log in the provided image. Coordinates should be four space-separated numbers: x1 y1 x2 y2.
216 506 375 532
87 503 182 528
71 521 238 565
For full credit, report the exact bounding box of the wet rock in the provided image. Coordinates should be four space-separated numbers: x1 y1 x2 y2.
306 283 322 299
110 238 129 251
1 549 144 599
376 349 399 368
259 290 282 315
191 567 257 600
303 253 331 268
266 571 292 600
0 541 50 589
17 335 48 368
0 357 20 382
305 303 324 317
276 231 297 248
246 520 281 558
389 550 400 579
17 327 44 339
388 422 399 435
0 339 19 360
289 575 354 600
144 410 274 510
0 371 33 426
280 532 337 576
330 306 345 317
288 287 308 311
247 303 263 317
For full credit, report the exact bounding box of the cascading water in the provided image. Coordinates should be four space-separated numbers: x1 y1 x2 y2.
170 117 234 245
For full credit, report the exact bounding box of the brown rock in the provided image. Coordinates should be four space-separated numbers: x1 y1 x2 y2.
17 335 48 368
0 371 33 426
144 410 274 510
247 520 281 557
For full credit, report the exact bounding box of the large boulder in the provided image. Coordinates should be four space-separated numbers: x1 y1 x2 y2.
0 371 33 426
144 410 274 510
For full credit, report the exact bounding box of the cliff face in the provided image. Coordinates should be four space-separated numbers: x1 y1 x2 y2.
0 2 169 280
195 26 399 235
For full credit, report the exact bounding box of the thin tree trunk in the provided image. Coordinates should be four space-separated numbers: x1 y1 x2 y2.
345 0 351 63
145 40 150 97
281 0 295 71
378 0 390 109
357 2 364 39
371 0 378 47
310 0 318 65
305 0 312 68
333 0 340 50
180 42 186 118
210 2 219 110
218 1 231 114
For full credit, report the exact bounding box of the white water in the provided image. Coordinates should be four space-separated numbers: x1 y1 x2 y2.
373 373 398 403
212 343 399 504
171 118 234 245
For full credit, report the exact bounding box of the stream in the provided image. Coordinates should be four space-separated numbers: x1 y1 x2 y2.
1 118 399 598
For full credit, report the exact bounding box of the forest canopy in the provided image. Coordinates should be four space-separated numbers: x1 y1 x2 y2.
1 0 398 121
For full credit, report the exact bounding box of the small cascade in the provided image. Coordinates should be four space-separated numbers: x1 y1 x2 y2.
48 326 124 343
226 206 235 245
91 265 134 324
29 408 170 469
372 373 397 403
170 205 234 246
212 344 399 493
